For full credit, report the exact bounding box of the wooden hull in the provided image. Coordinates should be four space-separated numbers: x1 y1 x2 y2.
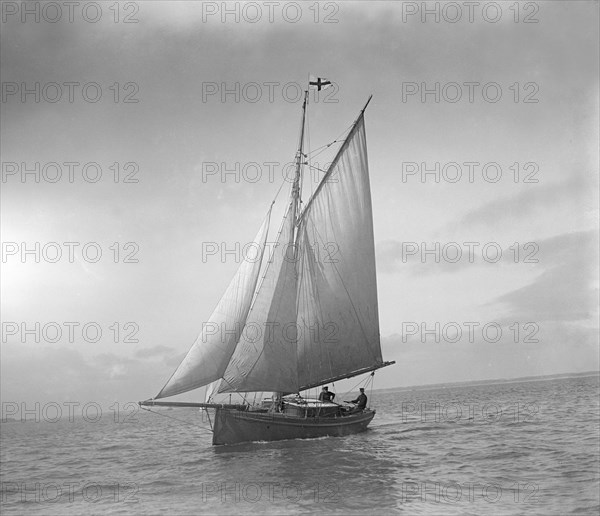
212 408 375 445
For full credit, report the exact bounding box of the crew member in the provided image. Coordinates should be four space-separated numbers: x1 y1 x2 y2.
318 386 335 402
348 388 367 411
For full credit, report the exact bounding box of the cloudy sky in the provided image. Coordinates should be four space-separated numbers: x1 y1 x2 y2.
1 1 598 406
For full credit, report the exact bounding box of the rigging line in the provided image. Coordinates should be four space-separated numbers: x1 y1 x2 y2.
271 174 290 207
368 372 375 409
305 121 354 159
340 374 372 401
305 139 340 158
139 406 214 433
304 163 328 176
248 203 292 313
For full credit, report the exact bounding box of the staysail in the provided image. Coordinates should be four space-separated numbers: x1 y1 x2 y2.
295 113 383 390
219 204 299 393
155 209 272 399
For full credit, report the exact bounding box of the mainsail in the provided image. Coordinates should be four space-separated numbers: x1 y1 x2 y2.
154 95 386 400
155 209 272 399
295 113 382 390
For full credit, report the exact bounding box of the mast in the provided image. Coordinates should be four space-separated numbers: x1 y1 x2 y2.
291 90 309 232
269 89 308 403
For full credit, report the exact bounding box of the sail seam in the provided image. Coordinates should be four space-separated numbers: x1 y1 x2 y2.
311 219 380 366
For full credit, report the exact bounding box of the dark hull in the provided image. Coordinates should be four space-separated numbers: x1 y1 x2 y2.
212 408 375 445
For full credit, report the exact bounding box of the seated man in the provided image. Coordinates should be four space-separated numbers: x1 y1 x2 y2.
346 388 367 412
318 386 335 402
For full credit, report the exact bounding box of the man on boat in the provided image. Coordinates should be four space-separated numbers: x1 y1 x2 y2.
319 386 335 402
346 388 367 412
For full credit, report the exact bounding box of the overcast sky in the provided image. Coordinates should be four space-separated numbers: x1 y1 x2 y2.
1 1 598 406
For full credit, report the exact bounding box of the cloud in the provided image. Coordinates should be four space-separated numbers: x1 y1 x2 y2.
457 174 589 229
0 346 175 405
493 230 599 323
134 345 174 359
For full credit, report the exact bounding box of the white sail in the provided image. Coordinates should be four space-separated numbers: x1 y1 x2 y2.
151 98 387 402
219 204 299 393
295 114 383 389
155 209 272 399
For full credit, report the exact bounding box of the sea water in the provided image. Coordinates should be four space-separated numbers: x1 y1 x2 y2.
1 374 598 515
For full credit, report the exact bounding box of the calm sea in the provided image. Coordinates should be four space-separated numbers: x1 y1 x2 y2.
1 374 599 515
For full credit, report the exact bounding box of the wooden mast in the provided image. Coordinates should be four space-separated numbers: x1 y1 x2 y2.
270 89 308 404
291 90 309 231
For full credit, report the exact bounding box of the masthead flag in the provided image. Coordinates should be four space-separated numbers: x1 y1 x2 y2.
309 76 333 91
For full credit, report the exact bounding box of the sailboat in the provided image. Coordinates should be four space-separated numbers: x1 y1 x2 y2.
140 82 394 445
